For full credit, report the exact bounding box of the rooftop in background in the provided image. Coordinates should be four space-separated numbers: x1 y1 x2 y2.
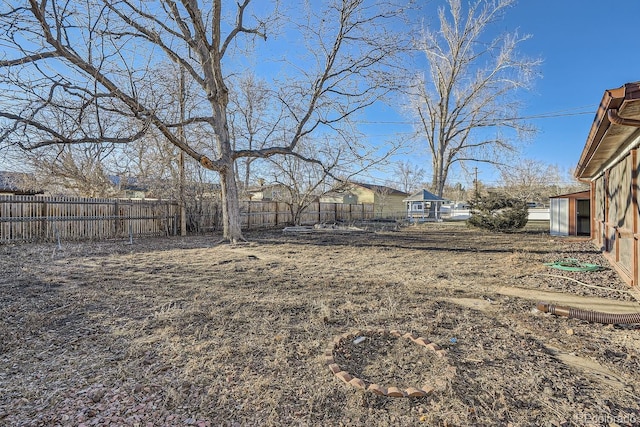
0 171 42 195
349 182 408 196
108 175 148 192
404 189 447 202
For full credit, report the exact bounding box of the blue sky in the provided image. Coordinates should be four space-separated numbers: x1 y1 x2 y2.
507 0 640 174
363 0 640 187
3 0 639 190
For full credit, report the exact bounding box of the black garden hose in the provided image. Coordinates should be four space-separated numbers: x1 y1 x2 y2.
537 301 640 325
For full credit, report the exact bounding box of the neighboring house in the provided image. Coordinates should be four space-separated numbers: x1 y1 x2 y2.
574 81 640 287
245 184 289 201
549 190 591 237
404 189 448 221
107 176 221 200
108 176 148 199
322 182 408 219
0 171 42 195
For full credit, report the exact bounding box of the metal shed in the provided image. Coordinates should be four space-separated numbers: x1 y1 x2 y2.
549 190 591 237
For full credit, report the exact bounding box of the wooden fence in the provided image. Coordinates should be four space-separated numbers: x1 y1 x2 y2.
0 195 375 243
186 200 375 231
0 195 179 243
239 201 375 230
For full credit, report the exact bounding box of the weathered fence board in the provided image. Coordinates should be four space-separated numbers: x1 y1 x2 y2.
0 196 179 243
0 196 375 243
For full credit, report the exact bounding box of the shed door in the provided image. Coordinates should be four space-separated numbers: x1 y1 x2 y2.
576 199 590 236
550 198 569 236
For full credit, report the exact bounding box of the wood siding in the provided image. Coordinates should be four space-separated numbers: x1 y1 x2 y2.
593 149 639 286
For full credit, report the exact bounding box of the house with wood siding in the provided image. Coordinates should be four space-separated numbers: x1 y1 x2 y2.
321 182 408 219
574 82 640 287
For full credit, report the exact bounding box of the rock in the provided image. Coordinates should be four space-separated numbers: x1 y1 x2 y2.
89 389 106 403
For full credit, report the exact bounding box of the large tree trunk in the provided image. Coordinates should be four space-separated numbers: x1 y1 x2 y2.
432 155 445 197
219 165 244 243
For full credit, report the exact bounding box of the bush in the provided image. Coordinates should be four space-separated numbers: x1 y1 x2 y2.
467 193 528 232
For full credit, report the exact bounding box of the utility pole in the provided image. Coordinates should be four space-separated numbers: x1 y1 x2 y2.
474 167 479 202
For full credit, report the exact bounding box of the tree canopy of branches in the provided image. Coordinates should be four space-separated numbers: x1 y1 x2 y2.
409 0 540 197
498 158 561 204
388 160 425 194
0 0 406 242
265 148 345 226
24 144 118 197
264 127 397 225
228 74 281 191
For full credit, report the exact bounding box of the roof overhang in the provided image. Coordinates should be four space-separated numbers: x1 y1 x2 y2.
575 82 640 180
403 189 446 202
549 190 590 199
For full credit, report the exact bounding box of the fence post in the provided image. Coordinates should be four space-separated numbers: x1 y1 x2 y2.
247 201 250 229
40 199 47 239
54 223 61 249
114 199 119 236
174 202 179 236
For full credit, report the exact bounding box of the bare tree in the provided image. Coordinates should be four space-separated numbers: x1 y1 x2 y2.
0 170 40 194
265 138 353 225
0 0 406 242
114 128 213 199
25 144 119 197
442 182 468 203
12 63 206 200
499 159 566 204
228 74 281 191
389 160 425 193
371 185 393 218
409 0 541 197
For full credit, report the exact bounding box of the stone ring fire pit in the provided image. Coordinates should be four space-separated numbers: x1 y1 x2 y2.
324 329 455 397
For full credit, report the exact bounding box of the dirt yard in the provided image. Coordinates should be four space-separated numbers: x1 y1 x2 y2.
1 221 639 426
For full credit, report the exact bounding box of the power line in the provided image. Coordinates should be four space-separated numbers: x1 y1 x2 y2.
356 105 598 126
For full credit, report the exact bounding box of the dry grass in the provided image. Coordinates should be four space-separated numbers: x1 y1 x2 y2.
1 222 640 426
